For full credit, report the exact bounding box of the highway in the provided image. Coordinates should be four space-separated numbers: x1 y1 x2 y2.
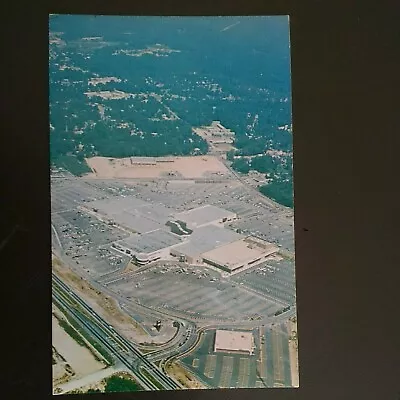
220 157 283 210
52 291 156 390
146 325 199 363
52 248 202 351
53 247 295 337
54 247 295 331
52 273 182 391
52 203 296 389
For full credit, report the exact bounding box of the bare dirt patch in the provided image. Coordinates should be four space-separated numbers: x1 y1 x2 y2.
97 104 106 119
166 362 207 389
85 155 230 179
287 319 299 387
265 149 293 158
52 255 148 343
122 260 140 273
268 253 284 262
52 313 105 389
84 90 134 100
82 36 103 41
212 142 235 153
65 370 140 394
88 77 122 86
193 121 236 156
52 345 74 387
113 44 181 58
59 366 122 394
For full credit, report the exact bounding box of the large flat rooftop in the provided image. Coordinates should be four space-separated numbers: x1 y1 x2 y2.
88 195 148 214
87 196 174 233
86 155 230 179
174 204 236 228
214 330 254 354
172 225 243 258
117 229 182 254
202 237 279 271
114 211 162 234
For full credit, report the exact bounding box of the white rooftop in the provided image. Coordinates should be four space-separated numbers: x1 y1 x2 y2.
174 205 235 228
117 229 182 254
202 237 278 270
172 225 243 257
214 330 253 354
86 196 174 233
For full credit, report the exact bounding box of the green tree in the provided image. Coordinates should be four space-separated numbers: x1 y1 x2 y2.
226 149 235 161
104 376 142 393
231 158 250 174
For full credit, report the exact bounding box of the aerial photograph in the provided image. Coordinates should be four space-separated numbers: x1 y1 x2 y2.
50 15 297 394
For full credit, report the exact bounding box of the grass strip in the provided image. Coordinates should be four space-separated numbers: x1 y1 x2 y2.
54 300 114 365
140 368 165 390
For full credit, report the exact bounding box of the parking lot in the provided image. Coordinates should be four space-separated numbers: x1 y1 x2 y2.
51 176 295 317
182 329 258 388
181 324 293 388
51 178 111 214
264 325 292 387
232 258 296 306
89 179 295 253
104 263 282 322
51 173 297 388
51 174 296 318
52 205 131 279
229 214 294 252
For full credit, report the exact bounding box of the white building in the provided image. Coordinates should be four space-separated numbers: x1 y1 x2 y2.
214 330 254 355
113 229 182 266
202 236 279 273
173 205 236 230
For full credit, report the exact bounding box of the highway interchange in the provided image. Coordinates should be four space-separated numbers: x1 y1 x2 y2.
53 272 182 390
51 168 297 390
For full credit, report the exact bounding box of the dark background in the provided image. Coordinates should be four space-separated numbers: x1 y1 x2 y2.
1 1 399 400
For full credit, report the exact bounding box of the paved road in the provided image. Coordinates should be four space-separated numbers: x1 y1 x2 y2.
54 247 295 337
220 157 284 210
51 224 63 250
52 273 182 391
52 224 296 385
55 365 124 394
52 287 156 390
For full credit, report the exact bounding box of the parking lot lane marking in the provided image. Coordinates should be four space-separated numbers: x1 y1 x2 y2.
180 289 219 310
234 295 265 314
238 357 250 387
192 358 200 368
164 285 210 306
272 330 285 384
219 356 234 388
204 355 217 378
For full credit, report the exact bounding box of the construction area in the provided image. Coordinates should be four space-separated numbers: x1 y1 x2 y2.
52 304 107 392
85 155 232 179
192 121 236 156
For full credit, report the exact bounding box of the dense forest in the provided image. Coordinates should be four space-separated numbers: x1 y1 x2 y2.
49 15 293 207
231 154 293 208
